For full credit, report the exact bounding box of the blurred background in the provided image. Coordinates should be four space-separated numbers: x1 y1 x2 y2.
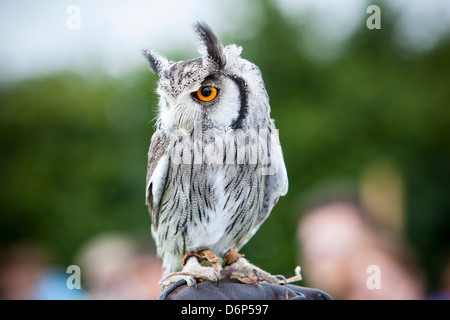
1 0 449 299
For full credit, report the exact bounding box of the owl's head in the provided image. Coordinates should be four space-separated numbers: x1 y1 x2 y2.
143 22 270 132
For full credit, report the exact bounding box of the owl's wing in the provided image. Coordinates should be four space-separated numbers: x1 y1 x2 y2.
256 128 289 228
145 130 170 231
237 128 288 250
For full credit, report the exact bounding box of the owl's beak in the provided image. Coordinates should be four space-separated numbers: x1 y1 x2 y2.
172 100 201 134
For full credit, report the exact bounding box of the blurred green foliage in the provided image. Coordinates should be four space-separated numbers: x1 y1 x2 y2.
0 2 449 291
0 72 157 260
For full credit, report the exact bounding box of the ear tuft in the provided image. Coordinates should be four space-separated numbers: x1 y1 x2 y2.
193 21 226 70
142 49 169 77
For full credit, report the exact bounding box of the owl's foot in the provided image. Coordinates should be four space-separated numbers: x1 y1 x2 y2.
221 248 286 285
159 250 221 291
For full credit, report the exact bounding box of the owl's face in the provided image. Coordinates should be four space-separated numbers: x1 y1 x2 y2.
144 22 270 133
156 58 243 131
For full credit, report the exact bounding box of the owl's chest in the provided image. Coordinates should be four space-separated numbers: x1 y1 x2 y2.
157 161 263 251
161 162 260 217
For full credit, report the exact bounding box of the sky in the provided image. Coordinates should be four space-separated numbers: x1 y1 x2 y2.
0 0 449 82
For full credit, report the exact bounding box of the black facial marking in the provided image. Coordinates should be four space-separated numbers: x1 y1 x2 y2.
228 75 249 129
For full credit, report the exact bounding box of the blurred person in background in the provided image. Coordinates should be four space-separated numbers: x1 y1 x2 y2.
0 244 47 299
75 232 162 299
296 182 425 300
0 243 85 300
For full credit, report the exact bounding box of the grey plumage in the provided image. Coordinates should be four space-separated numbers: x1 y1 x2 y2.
144 22 288 273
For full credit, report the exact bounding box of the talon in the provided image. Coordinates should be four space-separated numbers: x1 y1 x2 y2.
186 276 197 289
275 275 288 285
157 279 188 298
213 269 221 286
159 271 198 291
252 269 260 283
159 252 221 290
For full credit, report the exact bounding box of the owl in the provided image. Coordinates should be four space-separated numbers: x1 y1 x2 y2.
144 22 288 289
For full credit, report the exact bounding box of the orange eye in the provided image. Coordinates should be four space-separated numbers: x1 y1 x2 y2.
195 86 218 102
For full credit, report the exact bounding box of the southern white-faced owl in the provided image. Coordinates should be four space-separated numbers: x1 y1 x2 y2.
144 22 288 289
